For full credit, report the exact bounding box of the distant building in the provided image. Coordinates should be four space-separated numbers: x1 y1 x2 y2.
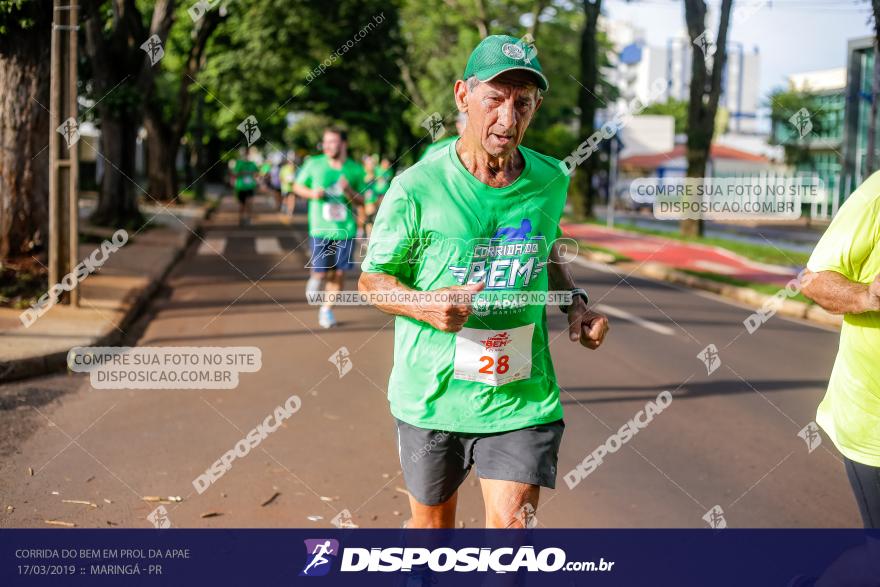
841 36 879 202
770 67 846 210
604 19 762 135
618 115 675 159
619 143 773 178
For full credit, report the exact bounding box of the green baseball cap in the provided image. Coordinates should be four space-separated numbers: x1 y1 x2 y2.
463 34 549 92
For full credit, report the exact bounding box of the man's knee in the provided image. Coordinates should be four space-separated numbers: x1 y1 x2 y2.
484 483 539 528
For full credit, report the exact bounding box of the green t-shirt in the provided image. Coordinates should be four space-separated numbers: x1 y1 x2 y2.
362 142 569 433
233 159 258 192
419 135 458 160
296 155 366 240
809 172 880 467
365 167 393 204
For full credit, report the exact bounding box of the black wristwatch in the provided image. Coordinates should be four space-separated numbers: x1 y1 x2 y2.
560 287 589 314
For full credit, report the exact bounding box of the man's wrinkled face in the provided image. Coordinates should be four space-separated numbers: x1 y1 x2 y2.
458 70 542 157
322 131 344 159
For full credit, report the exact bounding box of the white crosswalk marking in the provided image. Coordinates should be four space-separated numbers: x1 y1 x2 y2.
255 237 283 255
198 237 226 256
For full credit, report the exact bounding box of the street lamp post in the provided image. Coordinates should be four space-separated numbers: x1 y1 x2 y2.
48 0 79 306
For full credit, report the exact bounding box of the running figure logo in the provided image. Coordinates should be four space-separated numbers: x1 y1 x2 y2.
797 421 822 453
300 539 339 577
237 115 261 146
56 117 80 148
789 108 813 139
139 34 165 66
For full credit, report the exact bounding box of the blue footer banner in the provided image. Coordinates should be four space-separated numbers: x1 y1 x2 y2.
2 529 880 586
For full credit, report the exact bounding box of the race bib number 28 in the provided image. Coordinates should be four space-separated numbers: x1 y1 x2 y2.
322 202 348 222
453 324 534 386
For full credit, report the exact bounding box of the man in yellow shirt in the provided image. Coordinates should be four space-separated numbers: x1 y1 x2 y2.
803 171 880 528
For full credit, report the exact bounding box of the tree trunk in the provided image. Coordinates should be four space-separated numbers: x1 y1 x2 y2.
0 2 51 260
577 0 602 220
90 113 143 228
681 0 733 238
192 92 205 201
81 0 176 228
144 109 179 201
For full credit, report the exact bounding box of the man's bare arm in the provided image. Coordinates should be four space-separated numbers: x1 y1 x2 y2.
547 241 576 291
801 270 880 315
547 241 609 349
358 271 483 333
293 184 323 199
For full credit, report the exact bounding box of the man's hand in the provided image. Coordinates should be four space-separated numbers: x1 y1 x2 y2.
868 273 880 312
313 187 325 199
566 298 609 350
416 282 485 333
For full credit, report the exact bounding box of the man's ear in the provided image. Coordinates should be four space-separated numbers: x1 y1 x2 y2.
453 79 469 113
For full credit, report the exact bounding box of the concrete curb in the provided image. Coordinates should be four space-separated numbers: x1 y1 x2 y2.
578 251 843 329
0 200 217 383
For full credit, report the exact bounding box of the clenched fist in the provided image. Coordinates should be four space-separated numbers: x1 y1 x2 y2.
417 282 485 333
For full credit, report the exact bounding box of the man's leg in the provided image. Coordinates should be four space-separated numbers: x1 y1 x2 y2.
480 479 540 528
845 457 880 528
406 492 458 529
324 269 343 309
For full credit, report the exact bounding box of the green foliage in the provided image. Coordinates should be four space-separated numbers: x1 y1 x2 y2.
768 87 830 168
0 0 35 35
642 98 688 134
197 0 409 157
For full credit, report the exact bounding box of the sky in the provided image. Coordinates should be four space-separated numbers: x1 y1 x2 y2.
603 0 873 100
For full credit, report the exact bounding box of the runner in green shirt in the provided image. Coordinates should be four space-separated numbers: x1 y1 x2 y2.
803 172 880 528
362 155 394 236
359 35 609 529
294 128 366 329
280 154 297 217
230 149 259 225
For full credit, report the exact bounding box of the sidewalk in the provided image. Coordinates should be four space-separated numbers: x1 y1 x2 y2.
561 222 800 285
0 196 217 383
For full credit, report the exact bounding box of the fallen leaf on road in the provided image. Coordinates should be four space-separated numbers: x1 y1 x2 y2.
106 521 117 526
261 492 281 507
103 499 112 504
27 467 33 476
319 496 334 502
307 515 323 522
200 512 222 518
6 506 14 513
44 520 76 527
85 476 95 483
392 510 401 516
62 499 98 508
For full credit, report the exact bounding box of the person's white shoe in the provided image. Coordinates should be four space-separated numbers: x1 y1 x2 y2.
318 307 336 329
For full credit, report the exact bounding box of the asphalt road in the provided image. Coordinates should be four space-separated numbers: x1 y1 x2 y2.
0 195 859 529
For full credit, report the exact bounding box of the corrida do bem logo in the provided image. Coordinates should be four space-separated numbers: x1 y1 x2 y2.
447 219 548 316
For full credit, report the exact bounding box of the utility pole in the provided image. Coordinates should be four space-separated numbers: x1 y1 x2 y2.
49 0 79 306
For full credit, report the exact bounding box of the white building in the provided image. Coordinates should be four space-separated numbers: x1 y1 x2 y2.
604 19 763 135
